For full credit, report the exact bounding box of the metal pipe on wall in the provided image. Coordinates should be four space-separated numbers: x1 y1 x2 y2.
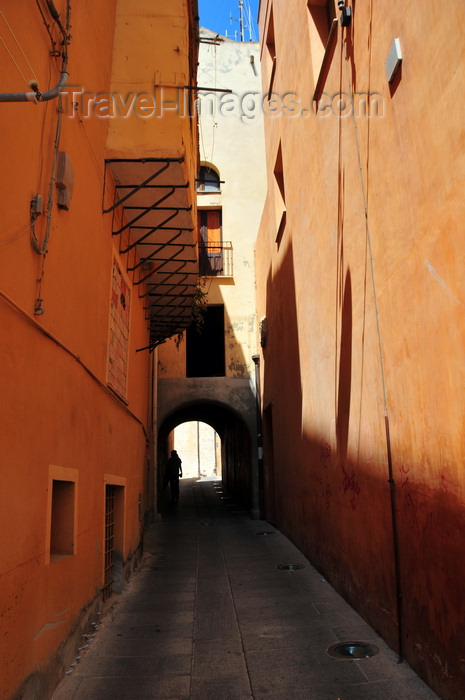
252 354 264 519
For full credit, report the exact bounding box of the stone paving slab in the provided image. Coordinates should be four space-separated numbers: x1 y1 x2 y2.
190 676 253 700
192 639 246 677
55 675 191 700
52 478 439 700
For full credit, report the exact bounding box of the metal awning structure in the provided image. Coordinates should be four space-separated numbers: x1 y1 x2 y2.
104 157 198 351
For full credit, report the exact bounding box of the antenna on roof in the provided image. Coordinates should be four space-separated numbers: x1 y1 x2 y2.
246 2 256 41
230 1 246 42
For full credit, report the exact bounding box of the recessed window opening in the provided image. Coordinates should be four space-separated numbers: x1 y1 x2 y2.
274 143 286 245
50 480 75 560
265 6 277 98
197 165 221 192
308 0 337 86
266 7 276 60
186 305 225 377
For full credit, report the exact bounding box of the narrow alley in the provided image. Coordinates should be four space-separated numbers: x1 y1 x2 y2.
52 478 438 700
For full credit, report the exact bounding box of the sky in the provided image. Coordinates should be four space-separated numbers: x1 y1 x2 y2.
198 0 260 42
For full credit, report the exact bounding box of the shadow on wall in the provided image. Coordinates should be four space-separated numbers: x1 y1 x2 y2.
337 269 352 465
276 419 465 700
198 275 256 381
261 240 303 526
258 236 465 700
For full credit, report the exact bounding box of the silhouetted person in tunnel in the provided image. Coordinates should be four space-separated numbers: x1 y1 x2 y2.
165 450 183 504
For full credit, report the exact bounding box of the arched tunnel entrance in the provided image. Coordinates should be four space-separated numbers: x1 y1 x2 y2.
173 421 220 479
157 402 255 515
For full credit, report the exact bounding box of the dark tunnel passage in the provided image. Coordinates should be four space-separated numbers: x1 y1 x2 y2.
157 402 254 514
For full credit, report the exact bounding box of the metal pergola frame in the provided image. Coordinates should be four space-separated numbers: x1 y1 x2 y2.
104 157 199 351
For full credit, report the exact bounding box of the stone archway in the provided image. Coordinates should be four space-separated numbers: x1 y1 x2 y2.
157 400 255 515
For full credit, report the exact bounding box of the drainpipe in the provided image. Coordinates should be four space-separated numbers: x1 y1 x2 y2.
385 416 404 661
197 421 201 478
252 355 263 519
335 1 404 661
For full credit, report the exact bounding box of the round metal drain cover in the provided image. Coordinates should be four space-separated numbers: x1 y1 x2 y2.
277 563 305 571
327 642 379 659
256 531 275 536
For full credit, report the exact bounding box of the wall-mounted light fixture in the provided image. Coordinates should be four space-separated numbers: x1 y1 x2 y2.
338 1 352 27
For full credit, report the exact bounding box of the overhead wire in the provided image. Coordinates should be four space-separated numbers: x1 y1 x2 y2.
30 93 63 256
31 0 71 253
210 40 217 164
341 5 404 664
36 60 53 193
198 37 218 165
0 6 55 252
0 11 39 87
30 0 71 315
0 223 33 248
34 0 59 56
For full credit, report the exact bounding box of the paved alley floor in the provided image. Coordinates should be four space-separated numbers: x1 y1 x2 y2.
52 478 439 700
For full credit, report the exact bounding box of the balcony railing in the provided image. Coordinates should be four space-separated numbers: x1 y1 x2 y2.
198 242 233 277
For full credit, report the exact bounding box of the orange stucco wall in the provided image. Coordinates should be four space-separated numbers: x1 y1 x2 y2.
0 1 197 696
107 0 198 177
256 2 465 698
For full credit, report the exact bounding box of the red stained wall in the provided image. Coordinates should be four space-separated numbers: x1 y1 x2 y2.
256 2 465 698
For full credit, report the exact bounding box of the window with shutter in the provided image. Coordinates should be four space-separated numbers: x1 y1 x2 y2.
198 209 223 276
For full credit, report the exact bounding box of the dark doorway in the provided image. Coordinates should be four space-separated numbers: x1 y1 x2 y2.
186 305 225 377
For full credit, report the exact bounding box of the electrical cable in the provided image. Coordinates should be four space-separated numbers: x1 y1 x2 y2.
208 40 218 165
31 0 71 254
0 0 70 102
30 93 63 256
341 11 404 663
0 223 33 248
0 37 32 87
30 0 71 318
0 11 39 87
34 0 58 56
198 39 218 166
36 60 53 193
43 0 68 44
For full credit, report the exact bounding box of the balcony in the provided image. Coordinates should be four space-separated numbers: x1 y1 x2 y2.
198 242 233 277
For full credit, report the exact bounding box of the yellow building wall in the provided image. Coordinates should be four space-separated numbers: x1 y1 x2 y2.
158 30 267 380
